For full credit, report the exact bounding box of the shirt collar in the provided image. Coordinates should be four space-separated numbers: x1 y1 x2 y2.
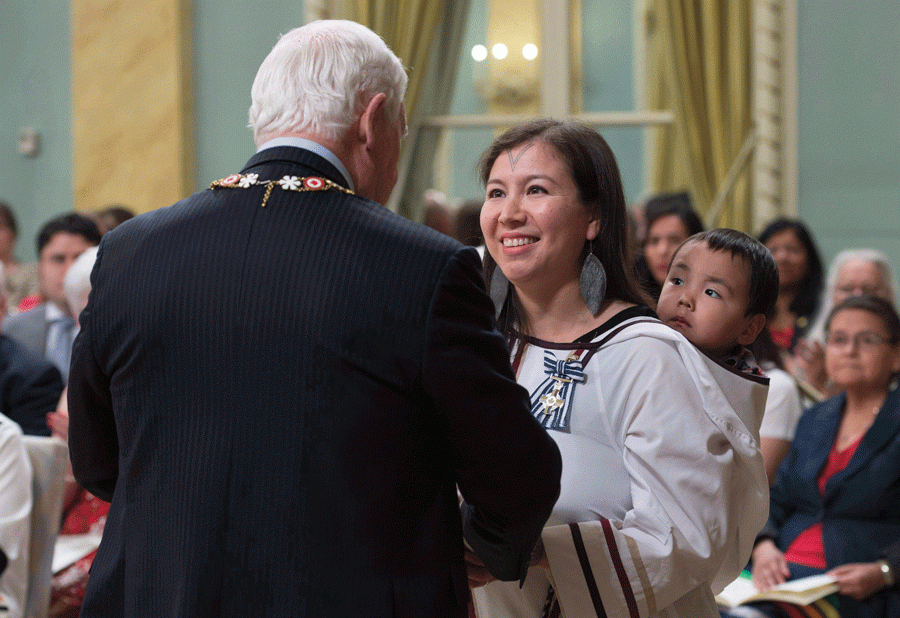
256 137 354 191
45 302 67 322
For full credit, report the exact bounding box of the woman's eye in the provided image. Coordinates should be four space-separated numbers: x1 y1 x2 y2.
527 185 546 194
669 277 683 285
705 289 721 299
487 188 504 198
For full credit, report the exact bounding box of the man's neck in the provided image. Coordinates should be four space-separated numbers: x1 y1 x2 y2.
256 132 357 191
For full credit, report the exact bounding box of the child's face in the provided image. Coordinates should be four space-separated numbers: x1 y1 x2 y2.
657 240 764 358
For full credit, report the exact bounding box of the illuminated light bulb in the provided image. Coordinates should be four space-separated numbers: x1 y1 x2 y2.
492 43 508 60
522 43 538 60
471 45 488 62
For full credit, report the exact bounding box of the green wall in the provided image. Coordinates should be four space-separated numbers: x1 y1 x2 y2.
796 2 900 271
192 0 308 188
0 0 73 261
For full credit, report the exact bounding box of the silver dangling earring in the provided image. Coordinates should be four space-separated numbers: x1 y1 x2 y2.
489 266 510 321
579 242 606 315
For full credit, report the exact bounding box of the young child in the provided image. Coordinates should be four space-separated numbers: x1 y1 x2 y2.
657 228 779 374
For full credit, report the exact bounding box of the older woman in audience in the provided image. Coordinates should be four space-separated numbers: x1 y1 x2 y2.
468 119 767 618
746 295 900 618
758 218 824 355
792 248 897 397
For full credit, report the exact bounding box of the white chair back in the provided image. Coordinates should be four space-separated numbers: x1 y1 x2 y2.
21 437 67 618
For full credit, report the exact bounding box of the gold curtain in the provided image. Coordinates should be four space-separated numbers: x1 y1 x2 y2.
331 0 469 218
646 1 753 231
345 0 447 127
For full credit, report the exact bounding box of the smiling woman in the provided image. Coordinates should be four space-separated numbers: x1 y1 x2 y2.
469 119 770 618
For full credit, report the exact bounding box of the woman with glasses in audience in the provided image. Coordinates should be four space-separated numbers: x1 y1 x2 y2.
791 249 897 398
743 295 900 618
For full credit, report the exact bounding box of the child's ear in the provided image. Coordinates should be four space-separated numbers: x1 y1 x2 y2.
737 314 767 347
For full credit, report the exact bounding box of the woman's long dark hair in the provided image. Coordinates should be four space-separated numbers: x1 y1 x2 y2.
758 218 824 321
479 119 649 339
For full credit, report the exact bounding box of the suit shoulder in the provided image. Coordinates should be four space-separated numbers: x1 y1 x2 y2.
0 333 58 376
3 304 44 328
358 197 462 254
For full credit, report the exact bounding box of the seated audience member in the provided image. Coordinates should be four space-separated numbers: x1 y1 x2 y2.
46 388 108 618
738 295 900 618
791 248 897 397
45 245 105 617
61 247 98 327
0 202 39 313
3 213 101 382
758 218 824 355
454 200 484 248
750 328 804 482
0 412 33 618
0 265 65 437
90 204 135 236
421 190 454 237
635 191 704 302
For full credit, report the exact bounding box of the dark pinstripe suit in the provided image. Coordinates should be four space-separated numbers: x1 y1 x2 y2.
68 146 561 617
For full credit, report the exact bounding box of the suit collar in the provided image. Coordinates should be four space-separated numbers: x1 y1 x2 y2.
823 387 900 499
240 146 350 189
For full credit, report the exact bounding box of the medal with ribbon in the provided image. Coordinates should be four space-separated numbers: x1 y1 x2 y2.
529 350 586 430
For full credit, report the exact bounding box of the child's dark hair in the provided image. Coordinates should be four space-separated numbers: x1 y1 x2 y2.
675 228 779 319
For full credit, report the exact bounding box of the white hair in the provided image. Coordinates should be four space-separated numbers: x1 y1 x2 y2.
248 20 408 145
805 248 898 343
64 246 98 320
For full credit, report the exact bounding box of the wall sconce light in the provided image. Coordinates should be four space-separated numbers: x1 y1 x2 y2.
471 42 540 108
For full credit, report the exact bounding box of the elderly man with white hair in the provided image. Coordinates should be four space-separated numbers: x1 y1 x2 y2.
67 20 560 618
63 245 98 327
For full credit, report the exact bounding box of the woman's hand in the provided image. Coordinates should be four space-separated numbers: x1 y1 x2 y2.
465 550 496 589
789 339 826 391
828 563 886 600
752 540 790 590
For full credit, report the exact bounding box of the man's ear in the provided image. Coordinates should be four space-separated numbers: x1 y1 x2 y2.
357 93 387 150
738 314 768 347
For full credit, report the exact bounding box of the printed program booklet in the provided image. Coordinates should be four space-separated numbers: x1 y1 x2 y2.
716 571 838 608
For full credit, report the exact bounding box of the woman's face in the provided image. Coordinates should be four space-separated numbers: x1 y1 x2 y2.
481 140 599 293
643 214 690 285
764 229 808 289
825 308 900 393
832 258 890 305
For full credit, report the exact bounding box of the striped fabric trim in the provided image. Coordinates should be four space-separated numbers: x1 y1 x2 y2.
811 598 839 618
569 523 608 617
601 519 641 618
623 533 656 615
541 585 561 618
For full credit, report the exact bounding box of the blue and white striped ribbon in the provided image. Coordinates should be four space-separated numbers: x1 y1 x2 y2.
529 350 586 430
